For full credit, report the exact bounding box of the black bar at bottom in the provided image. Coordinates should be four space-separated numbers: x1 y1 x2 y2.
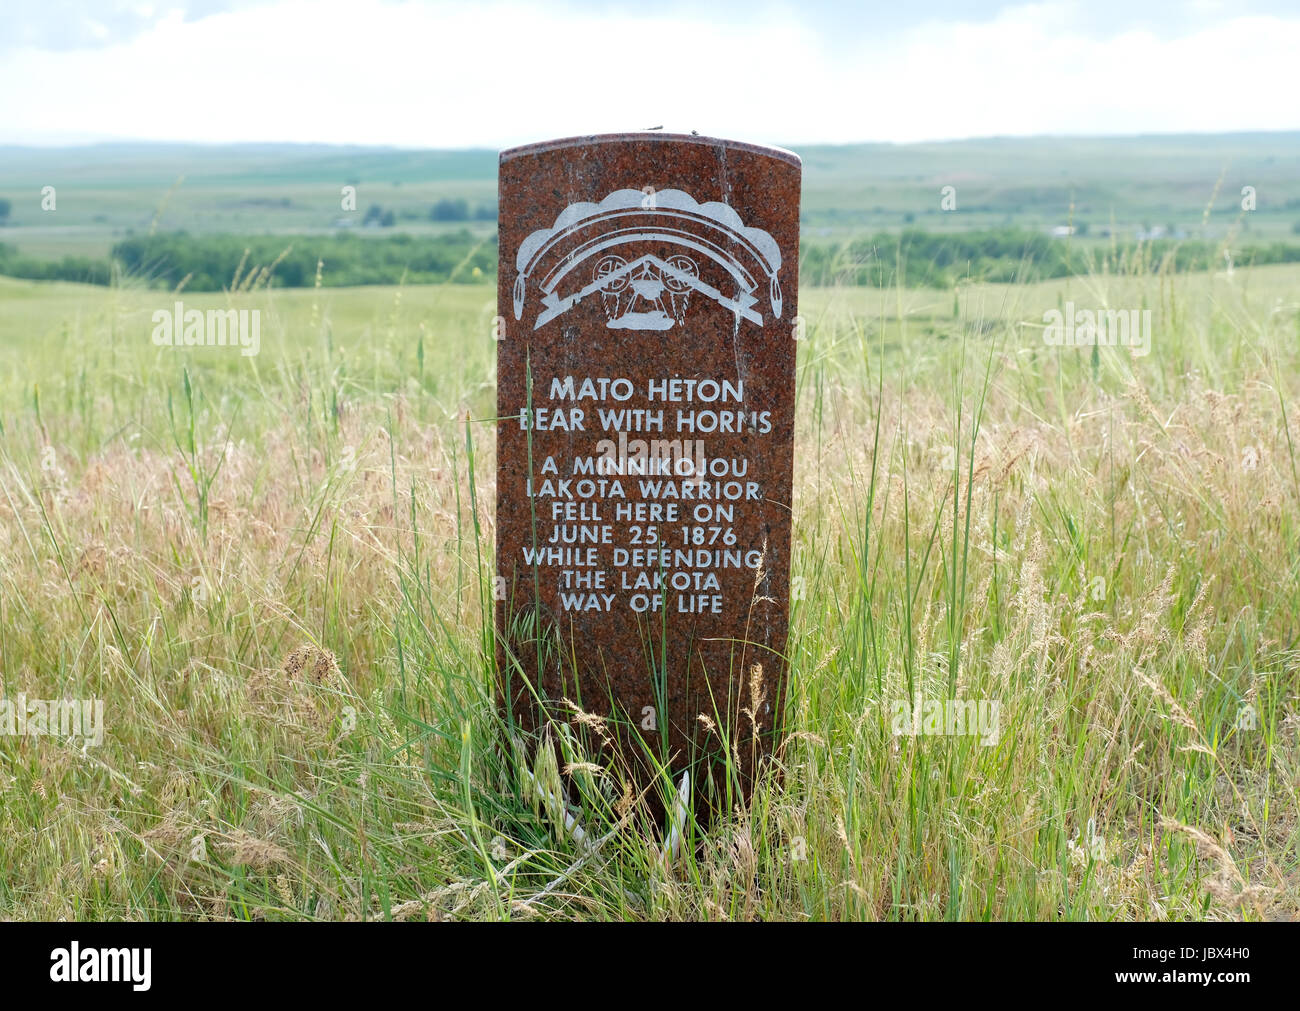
0 921 1289 999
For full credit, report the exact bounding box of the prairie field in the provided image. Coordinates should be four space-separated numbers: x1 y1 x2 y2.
0 259 1297 921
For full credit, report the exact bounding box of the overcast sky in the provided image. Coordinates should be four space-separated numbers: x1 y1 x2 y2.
3 0 1298 147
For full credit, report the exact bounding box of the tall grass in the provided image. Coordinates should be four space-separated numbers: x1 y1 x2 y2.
0 254 1296 920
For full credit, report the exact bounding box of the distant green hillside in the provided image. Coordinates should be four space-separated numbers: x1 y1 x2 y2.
1 133 1298 272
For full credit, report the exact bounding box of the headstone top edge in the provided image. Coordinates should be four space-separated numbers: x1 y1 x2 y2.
499 133 802 168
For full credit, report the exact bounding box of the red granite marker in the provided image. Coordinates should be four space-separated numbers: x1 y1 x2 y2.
496 133 800 817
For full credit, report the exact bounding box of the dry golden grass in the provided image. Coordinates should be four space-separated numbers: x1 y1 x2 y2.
0 266 1296 920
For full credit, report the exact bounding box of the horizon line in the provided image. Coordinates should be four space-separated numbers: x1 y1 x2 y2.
3 128 1300 153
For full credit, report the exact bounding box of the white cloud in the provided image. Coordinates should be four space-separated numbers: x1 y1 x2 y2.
1 0 1296 146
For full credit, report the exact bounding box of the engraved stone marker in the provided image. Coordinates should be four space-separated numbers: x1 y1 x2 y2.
496 133 800 816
